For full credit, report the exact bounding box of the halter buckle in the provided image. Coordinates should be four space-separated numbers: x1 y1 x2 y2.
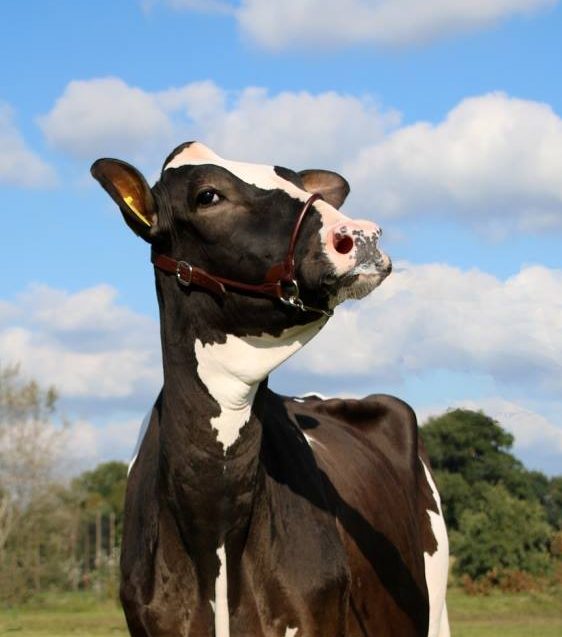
176 261 193 287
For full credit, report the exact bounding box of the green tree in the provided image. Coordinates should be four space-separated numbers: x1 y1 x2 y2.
545 476 562 530
71 461 128 551
432 469 472 530
423 409 524 486
453 483 552 579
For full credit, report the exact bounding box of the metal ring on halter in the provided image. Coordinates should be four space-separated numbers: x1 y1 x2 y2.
176 261 193 287
279 279 300 305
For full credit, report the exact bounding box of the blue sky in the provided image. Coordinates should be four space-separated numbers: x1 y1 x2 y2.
1 0 561 474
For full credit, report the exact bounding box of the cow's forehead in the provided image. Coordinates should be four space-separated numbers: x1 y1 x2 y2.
163 142 310 203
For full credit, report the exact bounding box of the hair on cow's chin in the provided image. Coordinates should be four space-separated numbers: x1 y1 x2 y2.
330 275 384 307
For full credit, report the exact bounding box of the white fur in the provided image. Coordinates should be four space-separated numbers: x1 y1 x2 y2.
195 322 325 452
420 460 450 637
128 408 152 475
297 391 331 400
214 544 230 637
284 627 298 637
302 432 326 450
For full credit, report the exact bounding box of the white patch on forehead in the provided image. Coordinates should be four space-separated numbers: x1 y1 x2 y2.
214 544 230 637
164 142 349 234
165 142 305 199
421 459 450 637
195 321 325 452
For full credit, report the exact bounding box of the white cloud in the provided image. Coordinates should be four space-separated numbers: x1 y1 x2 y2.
41 80 562 234
0 102 56 188
344 93 562 234
416 398 562 474
290 262 562 395
38 77 175 161
2 271 560 472
0 284 161 401
417 398 562 453
200 88 398 167
157 0 556 49
38 77 398 170
65 418 145 471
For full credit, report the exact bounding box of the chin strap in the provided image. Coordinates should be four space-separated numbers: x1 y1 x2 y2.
151 193 333 317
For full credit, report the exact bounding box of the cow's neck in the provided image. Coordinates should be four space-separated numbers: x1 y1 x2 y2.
192 324 322 450
157 286 325 546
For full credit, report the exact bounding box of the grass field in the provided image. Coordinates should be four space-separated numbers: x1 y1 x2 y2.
0 588 560 636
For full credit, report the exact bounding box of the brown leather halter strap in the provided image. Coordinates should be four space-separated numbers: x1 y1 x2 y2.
151 193 333 317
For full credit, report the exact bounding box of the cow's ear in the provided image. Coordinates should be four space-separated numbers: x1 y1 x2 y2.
91 159 157 241
298 169 350 209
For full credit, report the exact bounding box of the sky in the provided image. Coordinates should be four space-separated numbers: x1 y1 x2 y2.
1 0 561 475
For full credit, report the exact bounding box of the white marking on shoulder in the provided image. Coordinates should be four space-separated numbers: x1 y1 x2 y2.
302 432 325 450
165 142 305 199
214 544 230 637
421 460 450 637
128 407 153 475
195 322 324 452
297 391 331 400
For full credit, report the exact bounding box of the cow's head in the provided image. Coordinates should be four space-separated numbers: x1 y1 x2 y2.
91 142 391 337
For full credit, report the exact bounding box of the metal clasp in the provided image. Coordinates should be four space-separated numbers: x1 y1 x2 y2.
279 279 300 306
278 279 334 317
176 261 193 287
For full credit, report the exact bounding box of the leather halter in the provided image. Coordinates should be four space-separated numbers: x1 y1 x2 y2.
151 193 334 317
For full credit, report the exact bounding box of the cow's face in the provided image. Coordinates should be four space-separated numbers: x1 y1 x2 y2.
92 142 391 334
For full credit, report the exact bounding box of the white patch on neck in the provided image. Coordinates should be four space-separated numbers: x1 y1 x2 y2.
214 544 230 637
420 460 450 637
284 627 298 637
195 322 324 452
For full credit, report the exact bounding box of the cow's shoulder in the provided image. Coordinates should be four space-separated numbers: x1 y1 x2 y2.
286 393 420 462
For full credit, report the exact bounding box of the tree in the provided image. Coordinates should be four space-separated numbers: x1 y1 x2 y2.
0 364 72 601
73 461 128 515
453 483 552 579
421 409 555 529
71 461 128 562
545 477 562 530
422 409 525 487
432 469 472 531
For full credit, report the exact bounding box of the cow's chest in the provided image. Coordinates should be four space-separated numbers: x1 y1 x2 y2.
144 480 350 637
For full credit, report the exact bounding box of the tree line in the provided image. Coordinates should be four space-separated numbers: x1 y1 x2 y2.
0 364 560 603
423 408 562 591
0 365 127 603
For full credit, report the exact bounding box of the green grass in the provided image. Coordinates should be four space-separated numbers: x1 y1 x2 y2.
0 592 127 636
448 587 562 637
0 588 560 636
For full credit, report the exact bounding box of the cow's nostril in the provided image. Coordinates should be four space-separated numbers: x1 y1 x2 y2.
334 234 354 255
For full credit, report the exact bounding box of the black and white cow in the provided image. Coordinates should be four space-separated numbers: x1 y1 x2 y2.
92 142 449 637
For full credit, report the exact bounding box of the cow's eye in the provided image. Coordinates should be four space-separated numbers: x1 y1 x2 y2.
196 189 222 207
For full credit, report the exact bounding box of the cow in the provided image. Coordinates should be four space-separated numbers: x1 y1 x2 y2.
91 141 450 637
